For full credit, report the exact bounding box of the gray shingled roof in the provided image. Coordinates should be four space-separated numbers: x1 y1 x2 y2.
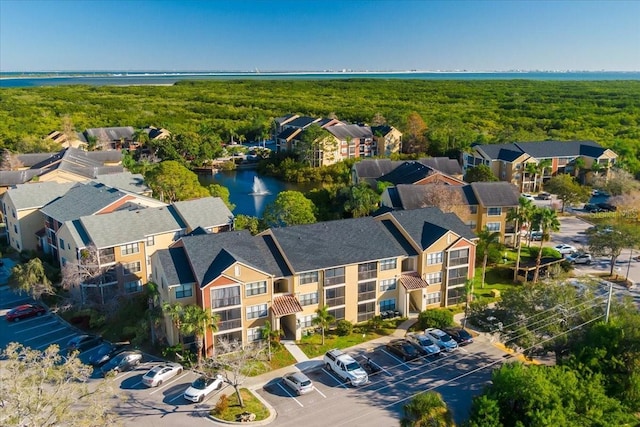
16 152 58 167
353 159 399 180
173 197 233 230
84 127 135 142
418 157 462 176
94 172 150 195
3 181 76 210
379 162 436 185
77 205 185 248
325 124 372 140
269 216 411 273
155 248 195 285
0 170 43 186
393 184 479 211
285 116 319 129
180 230 290 287
40 182 127 222
474 140 607 161
470 182 520 207
387 207 477 250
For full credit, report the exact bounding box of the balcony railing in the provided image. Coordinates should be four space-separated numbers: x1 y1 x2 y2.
99 254 116 264
218 319 242 331
449 257 469 267
358 271 377 281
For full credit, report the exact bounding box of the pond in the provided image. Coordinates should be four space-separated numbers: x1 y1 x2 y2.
199 169 316 217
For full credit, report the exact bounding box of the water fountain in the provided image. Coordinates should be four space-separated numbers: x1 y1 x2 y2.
250 176 270 195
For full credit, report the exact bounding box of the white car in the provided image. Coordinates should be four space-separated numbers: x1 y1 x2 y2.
282 371 314 395
406 333 441 356
554 244 577 255
183 374 225 403
566 253 593 265
142 363 183 387
424 328 458 352
520 193 535 201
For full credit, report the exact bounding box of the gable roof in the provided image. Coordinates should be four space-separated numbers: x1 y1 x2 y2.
392 184 476 210
284 116 320 129
40 182 128 222
155 247 196 285
84 126 135 142
94 172 150 195
3 181 76 210
268 216 411 273
325 124 372 140
172 197 233 230
470 181 520 207
419 157 462 176
354 158 461 182
378 161 438 185
473 140 610 161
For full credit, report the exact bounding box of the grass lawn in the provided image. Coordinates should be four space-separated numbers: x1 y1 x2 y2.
244 345 298 376
210 388 269 422
473 265 520 302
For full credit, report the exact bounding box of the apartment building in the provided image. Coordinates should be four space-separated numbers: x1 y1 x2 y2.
151 207 476 355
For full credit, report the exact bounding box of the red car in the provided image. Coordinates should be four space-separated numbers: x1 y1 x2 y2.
6 304 46 322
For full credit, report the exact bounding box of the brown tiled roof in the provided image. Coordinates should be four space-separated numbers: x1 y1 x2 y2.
401 272 429 290
272 294 303 317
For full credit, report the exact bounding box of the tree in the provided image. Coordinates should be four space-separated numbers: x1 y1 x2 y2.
536 158 552 192
532 208 560 283
9 257 53 300
180 304 219 366
0 343 119 427
339 183 380 218
262 191 316 227
261 320 282 362
594 168 640 196
463 279 474 329
403 112 428 154
312 305 335 345
132 129 150 149
507 197 535 282
419 183 467 217
233 214 262 235
162 302 186 355
400 391 455 427
207 183 235 210
476 228 502 289
463 164 498 183
544 174 590 212
0 148 23 171
296 124 335 167
145 160 209 202
587 224 640 276
61 244 116 305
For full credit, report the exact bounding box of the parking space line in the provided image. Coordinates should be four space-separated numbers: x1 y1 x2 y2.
149 372 190 395
277 382 303 407
36 332 77 350
168 390 185 403
380 349 410 368
7 313 48 327
15 319 58 333
313 386 327 398
321 368 349 389
359 357 391 376
23 326 68 342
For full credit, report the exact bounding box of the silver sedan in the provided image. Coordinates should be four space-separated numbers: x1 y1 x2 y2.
142 363 183 387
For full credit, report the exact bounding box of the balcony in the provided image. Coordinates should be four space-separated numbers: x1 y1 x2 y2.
99 254 116 264
218 319 242 331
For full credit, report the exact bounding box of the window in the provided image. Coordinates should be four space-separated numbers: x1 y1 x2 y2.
449 249 469 266
121 243 139 255
380 299 396 312
122 261 141 274
146 236 155 246
211 286 241 309
467 220 477 230
299 271 319 285
325 286 345 307
358 262 377 280
216 308 242 331
299 292 318 306
247 327 262 342
487 222 501 232
427 252 443 265
487 207 502 216
379 278 397 292
447 287 465 306
469 206 478 214
14 224 17 233
324 267 345 286
299 314 315 329
59 238 65 249
448 266 469 287
245 281 267 297
328 307 345 321
427 272 442 284
175 284 193 299
124 280 142 294
426 292 441 305
380 258 397 271
246 304 268 319
357 302 376 322
358 281 376 302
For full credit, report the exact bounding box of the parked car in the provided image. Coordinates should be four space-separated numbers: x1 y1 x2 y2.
566 253 593 265
142 363 183 387
5 304 46 322
67 334 103 354
385 339 421 361
406 333 441 356
537 192 552 200
100 350 143 376
89 342 130 366
597 202 617 212
424 328 458 352
323 349 368 386
183 374 225 403
554 244 577 255
282 371 314 395
584 203 605 213
520 193 535 201
530 231 544 241
443 328 474 346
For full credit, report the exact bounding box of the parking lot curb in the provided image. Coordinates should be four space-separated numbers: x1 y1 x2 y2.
207 386 277 426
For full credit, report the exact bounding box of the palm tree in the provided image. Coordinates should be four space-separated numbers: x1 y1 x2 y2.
400 391 456 427
132 129 149 149
312 305 335 345
476 228 501 289
462 279 474 329
507 198 535 282
532 207 561 283
537 158 552 191
524 162 539 192
162 302 185 354
180 305 219 366
262 320 281 361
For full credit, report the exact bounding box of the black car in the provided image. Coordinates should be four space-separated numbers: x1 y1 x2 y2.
89 342 130 366
67 334 103 354
444 328 474 346
100 350 143 376
597 202 617 212
537 192 552 200
385 339 421 361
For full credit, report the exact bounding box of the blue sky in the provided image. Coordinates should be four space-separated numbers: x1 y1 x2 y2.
1 0 638 72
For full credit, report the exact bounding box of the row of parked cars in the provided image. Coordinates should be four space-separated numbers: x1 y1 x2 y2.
386 327 473 361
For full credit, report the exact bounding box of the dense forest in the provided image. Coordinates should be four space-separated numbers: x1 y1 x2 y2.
1 79 639 175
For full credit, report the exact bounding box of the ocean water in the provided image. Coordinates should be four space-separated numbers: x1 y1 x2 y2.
1 71 639 87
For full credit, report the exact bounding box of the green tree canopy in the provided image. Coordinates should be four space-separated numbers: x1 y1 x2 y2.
207 183 235 210
400 391 455 427
145 160 209 202
464 164 498 183
339 183 380 218
544 174 590 212
586 224 640 276
9 257 53 300
262 190 316 227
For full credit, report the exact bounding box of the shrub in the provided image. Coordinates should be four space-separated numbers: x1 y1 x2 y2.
336 320 353 336
214 394 229 415
367 315 384 331
417 309 453 330
529 247 562 259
